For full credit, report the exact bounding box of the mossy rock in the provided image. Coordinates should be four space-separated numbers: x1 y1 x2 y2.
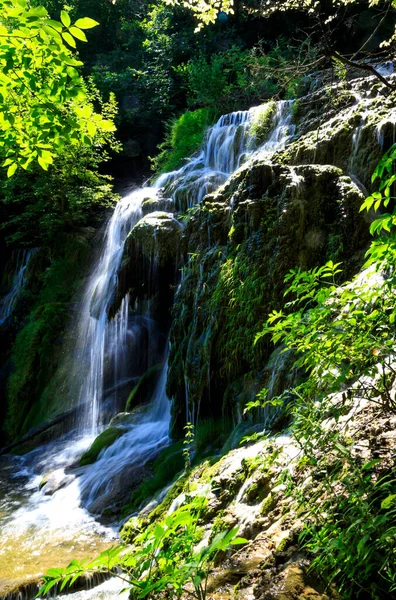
109 405 151 427
109 212 183 325
126 212 183 266
260 492 277 516
79 427 125 466
248 101 277 146
141 198 174 216
126 363 164 412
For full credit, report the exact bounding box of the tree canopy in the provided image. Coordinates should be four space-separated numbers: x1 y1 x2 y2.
0 0 116 176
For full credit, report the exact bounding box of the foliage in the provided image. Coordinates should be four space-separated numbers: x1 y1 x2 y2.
248 37 318 100
183 421 195 470
1 91 119 247
39 496 246 600
252 145 396 596
5 235 92 439
259 259 396 412
361 143 396 265
151 108 216 174
176 0 396 92
179 40 313 114
0 0 116 176
179 46 250 109
165 0 234 31
290 404 396 599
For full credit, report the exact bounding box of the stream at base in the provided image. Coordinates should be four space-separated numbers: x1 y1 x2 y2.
0 101 295 597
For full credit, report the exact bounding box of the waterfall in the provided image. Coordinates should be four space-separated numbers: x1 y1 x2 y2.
0 99 296 594
155 103 295 211
74 188 145 434
73 104 294 435
256 100 295 155
0 249 35 324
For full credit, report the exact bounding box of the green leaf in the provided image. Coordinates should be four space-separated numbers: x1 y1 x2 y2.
381 495 396 510
230 537 248 545
38 156 49 170
46 19 63 32
7 163 17 177
362 460 381 471
69 26 88 42
60 10 71 27
62 31 76 48
74 17 99 29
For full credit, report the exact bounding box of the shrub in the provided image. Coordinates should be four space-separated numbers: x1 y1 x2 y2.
151 108 217 174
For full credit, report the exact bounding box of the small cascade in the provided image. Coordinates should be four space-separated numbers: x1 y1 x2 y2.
78 360 170 513
0 249 35 324
376 107 396 150
155 110 251 211
256 100 296 155
155 103 295 213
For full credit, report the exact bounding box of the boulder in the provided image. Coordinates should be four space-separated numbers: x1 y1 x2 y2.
79 427 125 466
109 212 183 329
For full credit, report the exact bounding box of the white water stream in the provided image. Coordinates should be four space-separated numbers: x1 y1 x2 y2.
0 101 295 597
0 249 35 324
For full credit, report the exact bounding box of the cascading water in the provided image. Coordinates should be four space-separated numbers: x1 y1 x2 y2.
0 249 35 324
74 189 145 434
0 99 296 598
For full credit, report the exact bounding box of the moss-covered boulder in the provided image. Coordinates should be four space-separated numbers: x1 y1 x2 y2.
141 197 174 215
167 162 369 437
79 427 125 466
109 212 183 329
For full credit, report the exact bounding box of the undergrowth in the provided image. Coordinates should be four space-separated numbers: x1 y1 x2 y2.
256 144 396 598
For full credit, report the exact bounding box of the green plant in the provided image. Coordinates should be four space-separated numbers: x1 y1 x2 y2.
39 497 246 600
259 257 396 413
0 1 116 176
249 145 396 597
151 108 216 175
183 422 195 470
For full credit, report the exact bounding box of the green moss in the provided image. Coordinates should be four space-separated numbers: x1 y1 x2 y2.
248 101 276 147
275 535 291 553
151 108 217 175
119 516 142 544
126 363 163 412
79 427 125 466
260 492 277 516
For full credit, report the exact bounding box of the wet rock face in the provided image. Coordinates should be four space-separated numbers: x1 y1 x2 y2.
276 75 396 192
110 212 183 331
167 162 369 436
141 197 175 216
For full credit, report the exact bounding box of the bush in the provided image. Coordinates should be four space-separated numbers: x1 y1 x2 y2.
151 108 217 174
